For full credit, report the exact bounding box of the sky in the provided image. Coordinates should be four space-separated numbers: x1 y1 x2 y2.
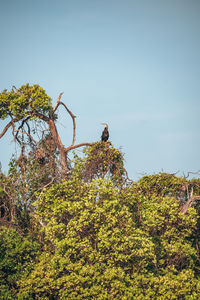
0 0 199 180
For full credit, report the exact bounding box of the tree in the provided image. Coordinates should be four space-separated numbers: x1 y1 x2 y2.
0 84 91 177
0 84 131 232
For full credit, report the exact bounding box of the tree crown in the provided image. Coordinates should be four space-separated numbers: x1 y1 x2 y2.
0 84 52 120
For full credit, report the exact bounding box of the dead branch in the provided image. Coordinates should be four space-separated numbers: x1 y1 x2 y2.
53 92 64 112
53 93 77 145
65 142 92 153
59 101 76 146
183 171 200 179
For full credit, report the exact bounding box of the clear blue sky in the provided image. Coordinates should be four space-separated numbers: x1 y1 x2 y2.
0 0 199 180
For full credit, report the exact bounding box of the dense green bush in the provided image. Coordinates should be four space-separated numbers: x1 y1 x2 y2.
0 227 39 299
1 150 200 299
16 174 200 299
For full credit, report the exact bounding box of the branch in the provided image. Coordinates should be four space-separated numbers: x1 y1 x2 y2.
122 168 134 183
0 118 19 139
14 129 37 145
53 93 91 150
183 170 200 179
180 195 200 214
36 113 49 122
60 101 76 146
25 120 33 145
0 114 49 141
53 92 64 112
53 97 77 146
15 117 31 144
65 142 93 153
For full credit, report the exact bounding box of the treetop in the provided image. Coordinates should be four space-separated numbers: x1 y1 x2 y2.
0 83 52 120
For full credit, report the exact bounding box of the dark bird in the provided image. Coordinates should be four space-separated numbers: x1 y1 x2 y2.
101 123 109 142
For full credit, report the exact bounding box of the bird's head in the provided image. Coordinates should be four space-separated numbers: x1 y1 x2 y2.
101 123 108 129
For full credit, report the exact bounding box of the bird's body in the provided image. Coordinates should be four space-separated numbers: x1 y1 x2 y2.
101 123 109 142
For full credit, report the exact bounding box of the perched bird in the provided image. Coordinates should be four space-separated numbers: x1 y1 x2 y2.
101 123 109 142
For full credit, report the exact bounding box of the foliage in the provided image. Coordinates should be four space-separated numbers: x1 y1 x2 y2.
1 83 200 298
16 173 200 299
72 142 126 185
0 173 15 225
1 148 200 299
0 84 52 120
0 227 39 299
0 151 60 232
138 173 187 198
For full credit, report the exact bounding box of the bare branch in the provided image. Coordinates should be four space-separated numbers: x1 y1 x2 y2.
53 96 77 146
0 118 19 139
59 101 76 146
183 170 200 179
53 92 64 112
65 142 93 153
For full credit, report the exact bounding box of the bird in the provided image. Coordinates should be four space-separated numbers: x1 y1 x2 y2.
101 123 109 142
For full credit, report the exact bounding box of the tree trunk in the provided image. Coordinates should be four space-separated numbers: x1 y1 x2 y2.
48 118 68 177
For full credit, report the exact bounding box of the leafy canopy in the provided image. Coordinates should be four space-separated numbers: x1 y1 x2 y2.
17 174 200 299
0 84 52 120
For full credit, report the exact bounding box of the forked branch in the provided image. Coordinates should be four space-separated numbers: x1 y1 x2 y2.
53 93 76 146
